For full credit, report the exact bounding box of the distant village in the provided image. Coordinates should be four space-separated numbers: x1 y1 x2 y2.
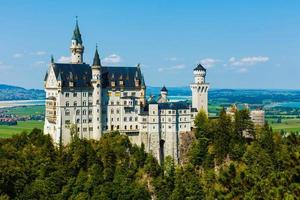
0 108 44 126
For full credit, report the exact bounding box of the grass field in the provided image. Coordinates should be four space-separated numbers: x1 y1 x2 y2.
0 120 44 138
6 105 44 116
268 118 300 133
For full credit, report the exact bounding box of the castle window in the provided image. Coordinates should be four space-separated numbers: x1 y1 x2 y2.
130 125 133 130
136 125 138 129
143 118 146 122
65 93 69 97
168 118 171 122
65 110 70 116
111 109 114 114
124 101 127 105
123 92 128 97
65 120 70 124
88 110 92 115
89 119 92 123
111 101 114 105
83 128 87 132
89 127 93 131
83 93 87 97
129 117 132 121
88 102 92 106
117 118 119 121
116 109 120 114
73 93 77 97
111 125 114 130
66 102 70 107
88 92 92 97
111 118 113 122
76 119 80 123
117 125 119 130
76 110 80 115
124 117 127 121
117 101 120 105
74 101 77 106
168 111 171 114
83 119 87 123
82 110 86 115
135 117 138 121
153 119 155 122
125 125 127 130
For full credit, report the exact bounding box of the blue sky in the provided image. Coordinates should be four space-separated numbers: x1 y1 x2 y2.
0 0 300 89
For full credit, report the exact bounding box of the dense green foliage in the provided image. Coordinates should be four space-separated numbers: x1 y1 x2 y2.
1 109 300 199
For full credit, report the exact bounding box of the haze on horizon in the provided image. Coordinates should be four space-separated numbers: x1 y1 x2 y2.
0 0 299 90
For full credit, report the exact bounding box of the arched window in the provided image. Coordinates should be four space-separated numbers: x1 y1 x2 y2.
125 125 127 130
74 101 77 106
83 101 87 106
136 125 138 129
66 101 69 107
82 110 86 115
111 109 114 114
76 119 80 123
76 110 80 115
130 125 133 130
65 109 70 116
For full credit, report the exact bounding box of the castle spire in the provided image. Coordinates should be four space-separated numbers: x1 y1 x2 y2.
92 44 101 66
70 17 84 63
51 55 54 63
72 16 82 44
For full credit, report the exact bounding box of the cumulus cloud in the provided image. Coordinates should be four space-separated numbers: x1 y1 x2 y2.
200 58 219 68
229 56 269 66
102 54 122 64
58 56 71 63
158 64 186 72
13 53 23 58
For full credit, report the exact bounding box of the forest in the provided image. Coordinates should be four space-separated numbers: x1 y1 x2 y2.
0 109 300 199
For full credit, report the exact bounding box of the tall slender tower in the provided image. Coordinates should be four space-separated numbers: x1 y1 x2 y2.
190 64 209 114
70 18 84 63
91 46 102 139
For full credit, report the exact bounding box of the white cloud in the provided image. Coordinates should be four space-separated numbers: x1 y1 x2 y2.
200 58 219 68
102 54 122 64
158 64 186 72
58 56 71 63
35 51 46 56
13 53 23 58
166 57 178 61
229 56 269 66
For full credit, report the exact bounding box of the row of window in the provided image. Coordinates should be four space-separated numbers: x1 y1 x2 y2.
65 109 95 116
111 108 139 114
111 116 138 122
65 100 99 107
110 124 138 130
65 92 92 98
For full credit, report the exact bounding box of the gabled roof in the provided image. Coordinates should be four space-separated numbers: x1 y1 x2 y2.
52 63 92 88
194 63 206 71
101 66 145 89
50 63 145 89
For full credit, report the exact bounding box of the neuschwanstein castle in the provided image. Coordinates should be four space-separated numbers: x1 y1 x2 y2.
44 21 209 164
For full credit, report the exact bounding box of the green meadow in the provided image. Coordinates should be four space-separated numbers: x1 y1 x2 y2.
268 118 300 133
0 120 44 138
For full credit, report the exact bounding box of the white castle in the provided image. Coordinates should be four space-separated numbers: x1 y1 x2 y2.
43 21 209 163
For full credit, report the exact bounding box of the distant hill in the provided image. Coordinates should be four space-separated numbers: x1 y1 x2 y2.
0 84 45 101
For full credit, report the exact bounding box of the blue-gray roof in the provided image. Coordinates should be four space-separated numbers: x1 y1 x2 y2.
51 63 145 89
194 64 206 71
158 101 190 110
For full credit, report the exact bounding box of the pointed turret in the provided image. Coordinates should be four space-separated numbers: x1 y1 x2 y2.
70 17 84 64
72 17 83 45
92 46 101 67
51 55 54 64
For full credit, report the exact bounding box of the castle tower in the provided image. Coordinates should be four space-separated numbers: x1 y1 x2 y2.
91 46 102 139
158 86 169 103
190 64 209 114
70 18 84 63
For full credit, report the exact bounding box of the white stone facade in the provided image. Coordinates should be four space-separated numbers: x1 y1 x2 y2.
43 21 209 164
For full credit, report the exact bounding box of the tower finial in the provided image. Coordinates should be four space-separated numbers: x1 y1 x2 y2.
51 55 54 63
